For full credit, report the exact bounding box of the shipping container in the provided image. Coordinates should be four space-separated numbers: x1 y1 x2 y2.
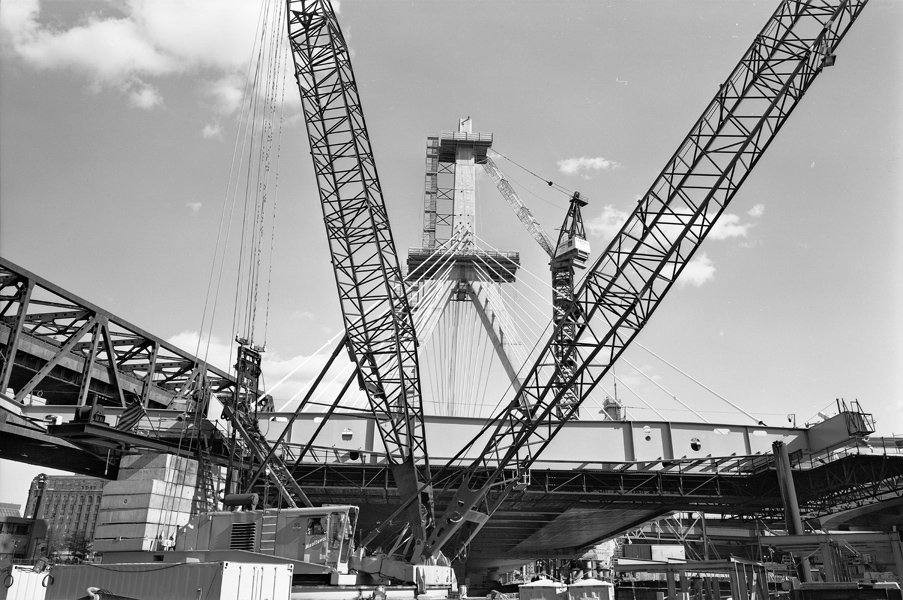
43 561 292 600
1 564 50 600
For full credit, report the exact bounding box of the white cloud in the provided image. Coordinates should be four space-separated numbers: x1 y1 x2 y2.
585 205 629 240
709 213 753 240
557 156 622 177
187 202 203 213
201 122 223 140
1 0 282 113
678 254 715 287
128 80 163 109
167 330 233 373
203 74 246 116
747 204 765 218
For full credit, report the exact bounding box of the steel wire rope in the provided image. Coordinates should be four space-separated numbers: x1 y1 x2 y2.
456 298 470 414
271 329 344 407
473 320 496 418
431 314 444 413
610 373 666 421
466 273 531 375
634 341 763 425
188 0 280 525
430 311 445 414
248 2 282 340
261 46 288 347
194 0 270 364
412 282 456 412
252 2 288 343
470 261 546 347
231 21 268 347
272 241 461 413
560 383 629 421
447 301 458 416
282 228 462 420
464 298 484 415
448 301 459 415
466 306 494 418
468 263 556 417
468 277 537 388
468 277 533 374
443 304 455 415
457 294 479 415
621 357 709 423
236 0 283 346
472 233 556 313
489 148 574 203
268 240 460 408
244 26 276 343
420 277 457 415
470 234 557 311
471 235 618 417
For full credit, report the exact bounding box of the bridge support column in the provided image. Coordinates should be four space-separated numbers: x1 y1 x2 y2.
773 441 813 583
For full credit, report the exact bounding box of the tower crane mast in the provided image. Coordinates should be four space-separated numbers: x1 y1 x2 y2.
285 0 433 556
422 0 869 562
483 156 591 419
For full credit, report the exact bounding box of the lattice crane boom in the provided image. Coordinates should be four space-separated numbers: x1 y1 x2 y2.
482 156 556 257
285 0 434 551
422 0 869 561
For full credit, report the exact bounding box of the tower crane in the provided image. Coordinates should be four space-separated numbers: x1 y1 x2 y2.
285 0 434 563
482 156 590 419
420 0 869 562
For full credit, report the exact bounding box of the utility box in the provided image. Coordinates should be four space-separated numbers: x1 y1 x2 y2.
566 578 614 600
519 578 566 600
44 561 292 600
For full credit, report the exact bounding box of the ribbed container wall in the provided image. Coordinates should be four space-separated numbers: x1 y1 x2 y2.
43 561 292 600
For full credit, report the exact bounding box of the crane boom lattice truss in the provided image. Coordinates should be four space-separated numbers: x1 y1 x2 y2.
285 0 434 545
482 156 556 257
423 0 869 561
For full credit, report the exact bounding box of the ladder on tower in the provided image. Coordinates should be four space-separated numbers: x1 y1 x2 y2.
259 508 279 555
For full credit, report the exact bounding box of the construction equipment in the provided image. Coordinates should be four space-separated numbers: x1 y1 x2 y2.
483 157 592 419
159 0 871 587
285 0 434 566
421 0 870 563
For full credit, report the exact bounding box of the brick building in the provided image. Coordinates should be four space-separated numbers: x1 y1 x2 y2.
24 474 106 545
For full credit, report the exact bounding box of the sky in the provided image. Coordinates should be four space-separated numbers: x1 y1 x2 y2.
1 0 901 508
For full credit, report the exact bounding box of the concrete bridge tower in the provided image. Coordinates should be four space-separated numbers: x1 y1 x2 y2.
407 119 524 416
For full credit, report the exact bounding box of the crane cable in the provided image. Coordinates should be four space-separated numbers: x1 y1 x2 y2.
194 0 273 365
490 148 576 201
230 0 287 351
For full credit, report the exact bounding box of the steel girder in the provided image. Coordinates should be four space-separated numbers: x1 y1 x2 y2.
424 0 870 561
0 257 234 411
285 0 433 544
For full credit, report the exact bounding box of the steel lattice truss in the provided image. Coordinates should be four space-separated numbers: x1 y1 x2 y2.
424 0 869 560
286 0 433 539
0 257 234 411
